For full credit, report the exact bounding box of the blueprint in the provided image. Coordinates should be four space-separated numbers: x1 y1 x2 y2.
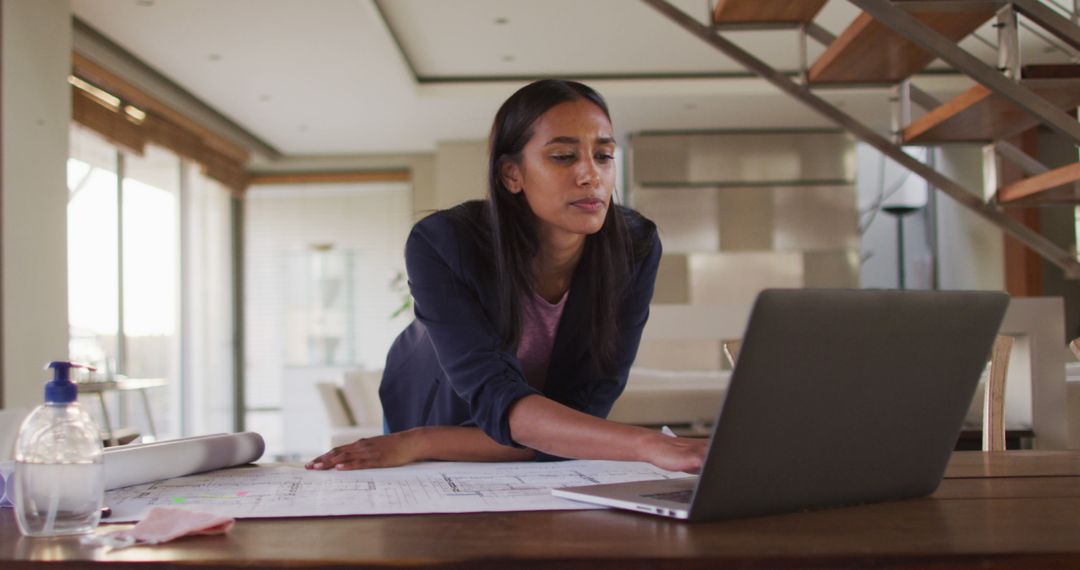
103 460 692 522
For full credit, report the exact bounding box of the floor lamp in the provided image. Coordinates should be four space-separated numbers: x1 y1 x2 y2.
881 166 928 290
882 204 923 290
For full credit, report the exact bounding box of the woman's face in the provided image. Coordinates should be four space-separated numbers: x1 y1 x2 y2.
502 99 616 244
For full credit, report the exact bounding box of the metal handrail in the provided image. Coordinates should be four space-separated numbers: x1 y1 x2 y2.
970 16 1080 63
644 0 1080 278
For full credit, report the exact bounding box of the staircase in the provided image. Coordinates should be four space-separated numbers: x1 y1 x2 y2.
645 0 1080 278
903 65 1080 146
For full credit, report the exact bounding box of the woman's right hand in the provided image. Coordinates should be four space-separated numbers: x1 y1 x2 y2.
640 432 709 474
305 430 422 471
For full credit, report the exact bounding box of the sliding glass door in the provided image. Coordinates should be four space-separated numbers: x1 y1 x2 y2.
67 124 235 441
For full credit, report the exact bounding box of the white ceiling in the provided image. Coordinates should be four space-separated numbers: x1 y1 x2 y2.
70 0 1069 158
379 0 851 77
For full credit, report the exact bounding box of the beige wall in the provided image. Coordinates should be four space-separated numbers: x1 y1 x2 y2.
2 0 73 408
632 133 859 301
250 138 488 221
631 131 859 371
433 140 486 211
934 145 1006 291
250 154 435 221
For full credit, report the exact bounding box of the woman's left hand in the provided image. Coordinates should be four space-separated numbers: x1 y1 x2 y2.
305 431 421 470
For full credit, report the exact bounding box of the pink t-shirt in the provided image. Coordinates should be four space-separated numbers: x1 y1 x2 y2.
516 290 569 390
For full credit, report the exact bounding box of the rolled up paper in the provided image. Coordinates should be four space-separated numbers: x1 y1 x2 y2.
0 432 265 508
103 432 265 490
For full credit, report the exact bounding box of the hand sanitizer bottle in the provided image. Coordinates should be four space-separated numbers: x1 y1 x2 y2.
14 362 105 537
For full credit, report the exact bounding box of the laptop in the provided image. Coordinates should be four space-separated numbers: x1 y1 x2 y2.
553 289 1009 522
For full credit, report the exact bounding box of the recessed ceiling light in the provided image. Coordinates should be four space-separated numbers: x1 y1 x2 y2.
208 53 222 62
494 17 510 25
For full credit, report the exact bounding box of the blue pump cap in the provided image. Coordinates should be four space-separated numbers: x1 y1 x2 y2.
44 361 95 404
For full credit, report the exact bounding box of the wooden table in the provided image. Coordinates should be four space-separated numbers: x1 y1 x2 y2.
3 451 1080 568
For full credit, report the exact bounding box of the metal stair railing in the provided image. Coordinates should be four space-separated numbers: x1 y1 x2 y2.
853 0 1080 144
641 0 1080 279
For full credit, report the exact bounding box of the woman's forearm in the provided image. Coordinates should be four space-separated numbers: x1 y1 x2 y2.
408 426 535 462
506 395 707 473
507 395 650 461
307 399 703 472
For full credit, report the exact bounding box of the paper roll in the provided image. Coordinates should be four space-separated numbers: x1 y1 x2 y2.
103 432 265 490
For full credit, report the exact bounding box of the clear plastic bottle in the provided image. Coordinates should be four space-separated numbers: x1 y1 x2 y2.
14 362 104 537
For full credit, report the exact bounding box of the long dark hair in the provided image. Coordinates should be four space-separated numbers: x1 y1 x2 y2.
458 78 649 375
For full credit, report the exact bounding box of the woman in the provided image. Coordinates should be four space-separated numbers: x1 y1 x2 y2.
307 80 707 473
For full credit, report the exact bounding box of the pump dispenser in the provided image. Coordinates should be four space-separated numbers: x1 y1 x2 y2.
14 362 105 537
43 361 81 405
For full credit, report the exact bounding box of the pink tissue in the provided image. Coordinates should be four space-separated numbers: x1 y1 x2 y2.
115 507 234 544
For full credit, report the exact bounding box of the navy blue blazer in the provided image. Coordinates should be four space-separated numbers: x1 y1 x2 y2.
379 202 661 448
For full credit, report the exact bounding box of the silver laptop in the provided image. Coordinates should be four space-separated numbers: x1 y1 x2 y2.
553 289 1009 522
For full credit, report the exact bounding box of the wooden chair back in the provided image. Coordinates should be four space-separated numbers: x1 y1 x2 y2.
315 382 356 428
722 339 742 369
982 335 1014 452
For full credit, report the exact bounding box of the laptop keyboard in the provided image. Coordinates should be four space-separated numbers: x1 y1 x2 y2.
641 489 693 504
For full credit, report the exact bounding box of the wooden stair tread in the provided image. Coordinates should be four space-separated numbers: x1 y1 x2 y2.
1021 64 1080 80
712 0 829 24
808 6 997 85
903 65 1080 144
999 162 1080 203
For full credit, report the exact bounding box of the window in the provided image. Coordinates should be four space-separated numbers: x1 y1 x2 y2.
121 144 181 438
67 123 235 441
68 126 120 371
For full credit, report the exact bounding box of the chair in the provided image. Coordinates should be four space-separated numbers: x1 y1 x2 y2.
982 335 1014 452
721 339 742 370
315 382 356 429
341 369 384 430
315 370 385 448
